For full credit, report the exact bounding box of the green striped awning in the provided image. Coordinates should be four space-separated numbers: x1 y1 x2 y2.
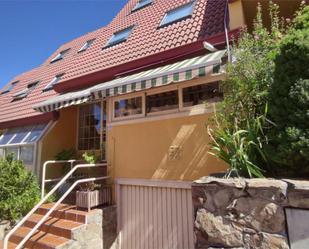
33 50 226 113
91 50 226 99
33 88 92 112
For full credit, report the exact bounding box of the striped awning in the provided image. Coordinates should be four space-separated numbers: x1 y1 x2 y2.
91 49 226 99
33 88 92 112
33 50 226 113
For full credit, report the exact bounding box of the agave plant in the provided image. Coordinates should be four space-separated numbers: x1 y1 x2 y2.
207 109 269 178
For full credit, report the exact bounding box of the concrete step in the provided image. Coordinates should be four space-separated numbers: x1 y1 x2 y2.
24 213 84 239
36 203 89 223
10 226 71 249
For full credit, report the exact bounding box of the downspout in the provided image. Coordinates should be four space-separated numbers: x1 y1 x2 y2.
224 0 232 62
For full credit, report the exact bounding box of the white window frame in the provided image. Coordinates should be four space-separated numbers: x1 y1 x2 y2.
0 123 51 170
76 101 104 153
111 92 145 122
108 74 225 126
145 85 180 117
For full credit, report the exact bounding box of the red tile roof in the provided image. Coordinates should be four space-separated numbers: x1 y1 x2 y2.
0 0 227 127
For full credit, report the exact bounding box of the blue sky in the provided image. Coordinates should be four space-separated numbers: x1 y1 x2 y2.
0 0 127 88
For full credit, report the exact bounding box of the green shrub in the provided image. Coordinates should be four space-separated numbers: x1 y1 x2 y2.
208 3 286 178
55 148 76 161
82 151 99 164
267 5 309 176
0 154 40 222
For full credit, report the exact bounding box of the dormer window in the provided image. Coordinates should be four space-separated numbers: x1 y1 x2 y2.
50 48 70 63
12 81 39 101
1 81 19 95
132 0 152 12
43 73 64 92
78 39 95 53
105 26 134 48
159 1 195 28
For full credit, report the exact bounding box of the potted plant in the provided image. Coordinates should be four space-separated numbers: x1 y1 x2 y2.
76 181 111 211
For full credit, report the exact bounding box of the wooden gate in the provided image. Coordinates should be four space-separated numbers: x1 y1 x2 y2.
116 178 194 249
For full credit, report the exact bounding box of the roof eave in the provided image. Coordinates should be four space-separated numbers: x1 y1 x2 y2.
54 28 241 94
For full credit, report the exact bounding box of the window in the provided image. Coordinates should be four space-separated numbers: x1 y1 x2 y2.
6 147 18 159
43 74 64 91
20 146 34 165
0 124 47 146
132 0 152 12
78 103 101 151
12 81 39 101
114 96 143 118
50 48 70 63
146 90 178 114
160 1 195 27
0 124 47 168
105 26 134 48
0 148 4 158
23 124 46 143
78 39 95 53
1 81 19 94
182 82 223 107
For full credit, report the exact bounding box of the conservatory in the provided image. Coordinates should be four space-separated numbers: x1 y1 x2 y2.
0 123 51 173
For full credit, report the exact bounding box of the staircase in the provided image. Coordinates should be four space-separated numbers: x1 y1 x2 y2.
0 203 102 249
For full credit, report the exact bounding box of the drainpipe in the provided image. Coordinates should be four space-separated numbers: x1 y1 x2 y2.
224 0 232 62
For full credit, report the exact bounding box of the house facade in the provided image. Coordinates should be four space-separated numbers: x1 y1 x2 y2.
0 0 303 182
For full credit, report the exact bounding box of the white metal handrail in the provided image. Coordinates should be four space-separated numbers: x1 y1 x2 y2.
41 160 80 199
4 163 108 249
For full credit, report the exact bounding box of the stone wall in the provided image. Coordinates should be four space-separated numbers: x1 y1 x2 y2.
192 177 309 249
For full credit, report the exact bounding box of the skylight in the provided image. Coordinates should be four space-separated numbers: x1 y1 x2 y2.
43 73 64 92
1 81 19 95
78 39 95 53
160 1 195 27
50 48 70 63
132 0 152 12
105 26 134 48
12 81 39 101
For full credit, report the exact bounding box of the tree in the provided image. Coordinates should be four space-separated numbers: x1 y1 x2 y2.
267 5 309 176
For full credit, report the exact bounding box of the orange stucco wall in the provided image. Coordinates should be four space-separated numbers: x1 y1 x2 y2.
107 113 227 181
39 107 78 179
229 0 246 30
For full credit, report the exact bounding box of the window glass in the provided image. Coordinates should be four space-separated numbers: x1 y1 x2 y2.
160 1 195 27
1 81 19 94
0 128 18 145
20 146 34 165
78 39 95 52
132 0 152 11
44 74 64 91
146 90 178 113
9 127 31 144
50 48 70 63
6 147 18 160
106 26 133 47
23 124 46 143
0 148 4 158
78 103 101 150
182 82 223 107
114 97 142 118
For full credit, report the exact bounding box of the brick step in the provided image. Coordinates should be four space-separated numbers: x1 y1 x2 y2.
10 226 70 249
0 240 22 249
24 213 84 239
36 203 89 223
